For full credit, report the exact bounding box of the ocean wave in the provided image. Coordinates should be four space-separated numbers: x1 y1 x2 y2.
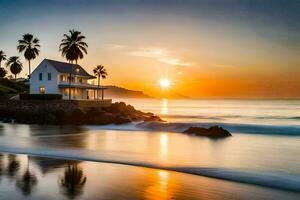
162 114 300 121
86 121 300 135
289 117 300 120
0 145 299 192
136 121 300 135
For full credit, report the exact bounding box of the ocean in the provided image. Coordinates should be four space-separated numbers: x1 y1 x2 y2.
0 99 299 199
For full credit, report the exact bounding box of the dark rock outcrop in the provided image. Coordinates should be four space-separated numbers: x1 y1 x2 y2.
114 116 132 125
183 126 232 138
0 100 161 125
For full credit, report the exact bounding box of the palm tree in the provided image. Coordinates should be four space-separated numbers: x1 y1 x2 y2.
93 65 107 100
16 156 37 196
17 33 40 78
59 29 88 64
0 50 7 68
59 29 88 100
60 162 87 199
6 154 20 177
0 67 7 79
6 56 23 80
0 154 4 176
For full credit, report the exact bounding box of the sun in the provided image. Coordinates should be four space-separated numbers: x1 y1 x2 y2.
159 78 170 89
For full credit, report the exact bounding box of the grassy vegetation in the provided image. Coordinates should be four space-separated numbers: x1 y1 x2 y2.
0 84 17 93
20 94 62 100
0 78 28 96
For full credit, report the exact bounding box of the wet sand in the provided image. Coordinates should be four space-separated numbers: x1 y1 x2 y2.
0 153 299 200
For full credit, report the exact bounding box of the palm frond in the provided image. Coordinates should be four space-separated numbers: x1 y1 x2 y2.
59 30 88 62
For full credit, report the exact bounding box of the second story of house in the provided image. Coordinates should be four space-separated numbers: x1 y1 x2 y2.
30 59 96 94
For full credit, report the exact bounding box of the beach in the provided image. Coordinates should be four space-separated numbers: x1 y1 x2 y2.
0 153 299 200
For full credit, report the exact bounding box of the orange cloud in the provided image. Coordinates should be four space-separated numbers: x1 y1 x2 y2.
129 47 193 66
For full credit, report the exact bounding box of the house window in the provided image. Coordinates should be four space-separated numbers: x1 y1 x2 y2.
39 86 45 94
39 73 43 81
78 78 82 83
48 73 52 80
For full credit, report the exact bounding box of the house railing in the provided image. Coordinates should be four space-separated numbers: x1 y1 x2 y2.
58 81 106 89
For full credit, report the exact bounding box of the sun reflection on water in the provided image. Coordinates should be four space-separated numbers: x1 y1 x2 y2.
161 99 169 115
160 134 169 161
144 170 174 200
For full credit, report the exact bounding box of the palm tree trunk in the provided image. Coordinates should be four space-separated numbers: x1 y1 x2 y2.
27 156 30 171
69 61 72 100
97 75 100 100
69 72 71 100
28 59 31 79
15 74 17 80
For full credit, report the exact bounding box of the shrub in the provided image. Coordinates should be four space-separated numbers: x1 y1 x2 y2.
20 93 62 100
0 78 28 92
0 67 7 78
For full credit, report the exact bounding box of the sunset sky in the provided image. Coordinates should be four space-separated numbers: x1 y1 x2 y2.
0 0 299 98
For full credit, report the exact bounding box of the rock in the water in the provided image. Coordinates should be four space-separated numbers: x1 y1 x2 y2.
183 126 232 138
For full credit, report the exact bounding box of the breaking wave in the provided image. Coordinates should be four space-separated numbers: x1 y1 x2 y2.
162 114 300 121
94 121 300 136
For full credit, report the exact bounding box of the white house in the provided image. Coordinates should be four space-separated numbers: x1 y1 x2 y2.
30 59 107 100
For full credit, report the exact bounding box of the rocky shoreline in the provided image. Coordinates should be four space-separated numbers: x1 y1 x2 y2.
0 100 232 138
0 100 162 125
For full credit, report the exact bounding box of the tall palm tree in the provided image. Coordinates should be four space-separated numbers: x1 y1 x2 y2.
60 162 87 199
6 56 23 80
59 29 88 100
16 156 37 196
17 33 40 78
59 29 88 64
93 65 107 100
0 154 4 176
0 50 7 68
6 154 20 178
0 67 7 79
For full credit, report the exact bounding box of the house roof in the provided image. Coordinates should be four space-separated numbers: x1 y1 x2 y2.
45 59 96 79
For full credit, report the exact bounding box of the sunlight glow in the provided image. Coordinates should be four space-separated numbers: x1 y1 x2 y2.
159 79 170 89
144 170 172 200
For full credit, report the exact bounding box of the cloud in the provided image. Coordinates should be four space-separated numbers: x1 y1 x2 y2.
129 48 167 58
158 57 192 66
212 64 237 68
108 44 193 66
129 47 192 66
107 44 128 50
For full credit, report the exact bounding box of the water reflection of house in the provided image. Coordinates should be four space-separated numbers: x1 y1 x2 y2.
30 59 109 101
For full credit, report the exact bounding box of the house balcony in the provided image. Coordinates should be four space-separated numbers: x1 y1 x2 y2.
58 81 109 101
58 81 107 90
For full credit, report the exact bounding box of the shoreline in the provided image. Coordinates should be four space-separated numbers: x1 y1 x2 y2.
0 153 298 200
0 149 299 193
